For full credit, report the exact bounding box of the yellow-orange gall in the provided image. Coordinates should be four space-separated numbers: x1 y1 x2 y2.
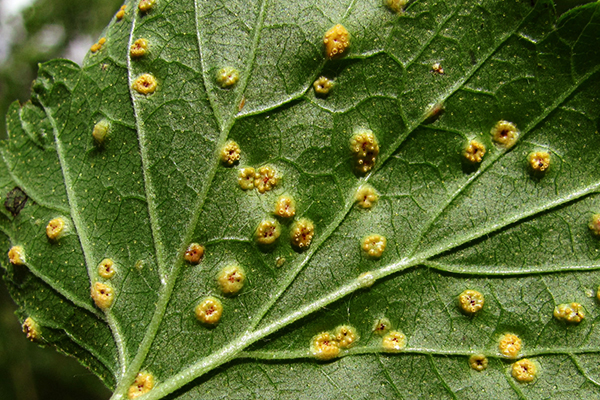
8 246 25 265
90 43 101 53
93 119 110 145
128 371 155 399
91 282 114 310
498 333 521 358
491 120 519 149
357 271 375 288
469 354 488 371
361 234 386 258
220 140 241 166
350 128 379 174
275 195 296 218
458 290 484 315
255 218 281 245
553 302 585 324
98 37 106 45
238 167 255 190
372 317 392 335
22 317 42 342
46 217 66 240
116 5 126 20
463 140 486 163
98 258 116 279
216 67 239 88
323 24 350 59
184 243 204 265
589 214 600 236
130 38 149 58
355 184 378 208
382 331 406 352
310 332 340 360
432 62 444 74
512 359 537 383
132 73 157 95
334 325 359 348
386 0 408 13
254 165 278 193
313 76 334 96
195 296 223 325
528 151 550 173
217 264 245 295
138 0 155 13
290 218 315 250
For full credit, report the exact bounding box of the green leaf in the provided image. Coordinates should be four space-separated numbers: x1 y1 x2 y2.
2 0 600 398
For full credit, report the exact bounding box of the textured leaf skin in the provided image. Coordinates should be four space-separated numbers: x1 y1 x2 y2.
1 0 600 399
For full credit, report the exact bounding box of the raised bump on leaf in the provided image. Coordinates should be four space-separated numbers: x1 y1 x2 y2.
491 120 519 149
184 243 204 265
275 195 296 218
98 258 116 279
195 297 223 325
528 151 550 174
463 140 486 164
350 128 379 174
216 67 239 88
333 325 359 348
92 119 110 145
91 282 114 310
90 37 106 53
323 24 350 59
132 73 157 95
128 371 155 398
589 214 600 236
46 217 67 241
22 317 42 342
498 333 521 358
138 0 155 13
220 140 241 166
458 289 484 315
512 359 537 383
357 271 375 288
313 76 334 96
553 302 585 324
372 318 391 335
255 218 281 245
254 165 278 193
116 5 126 20
310 332 339 360
382 331 406 352
361 235 386 258
355 184 378 209
238 167 255 190
8 246 26 265
432 62 444 74
385 0 408 14
469 354 488 371
290 218 315 250
130 38 149 58
217 264 245 295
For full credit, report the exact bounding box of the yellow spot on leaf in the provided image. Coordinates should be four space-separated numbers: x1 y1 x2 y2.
498 333 521 358
195 296 223 325
350 128 379 174
46 217 67 240
334 325 359 348
92 119 110 145
256 218 281 245
463 140 486 163
8 246 25 265
254 165 278 193
217 264 245 295
385 0 408 14
310 332 340 360
22 317 42 342
91 282 114 310
128 371 154 398
357 271 375 288
361 234 386 258
220 140 241 166
528 151 550 173
469 354 488 371
355 185 378 208
382 331 406 352
98 258 116 279
372 318 391 335
216 67 239 88
290 218 315 250
130 38 149 58
313 76 334 96
132 73 157 95
275 195 296 218
323 24 350 59
512 359 537 383
491 120 519 149
238 167 255 190
458 289 484 314
138 0 156 13
553 302 585 324
184 243 205 265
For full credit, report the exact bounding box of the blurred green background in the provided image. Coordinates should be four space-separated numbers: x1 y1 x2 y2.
0 0 594 399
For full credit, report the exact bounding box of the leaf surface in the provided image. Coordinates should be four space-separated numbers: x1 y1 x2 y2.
2 0 600 398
